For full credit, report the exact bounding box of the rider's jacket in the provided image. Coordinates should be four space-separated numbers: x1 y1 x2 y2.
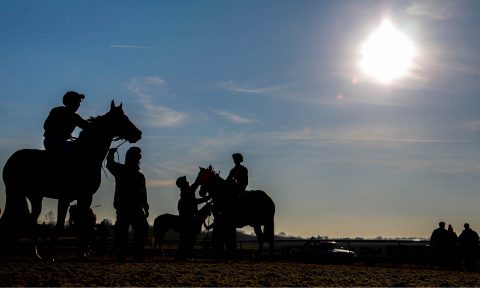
43 106 88 143
227 164 248 192
106 150 149 214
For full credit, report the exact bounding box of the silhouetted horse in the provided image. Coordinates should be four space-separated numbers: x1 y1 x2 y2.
1 101 141 258
195 166 275 257
153 202 212 257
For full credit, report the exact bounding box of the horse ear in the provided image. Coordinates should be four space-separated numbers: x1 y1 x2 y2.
110 100 115 110
119 102 123 109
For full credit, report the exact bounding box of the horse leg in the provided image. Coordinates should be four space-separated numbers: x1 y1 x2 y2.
29 196 43 260
253 225 265 258
264 218 275 256
56 200 69 230
44 199 69 260
158 229 166 258
0 192 31 259
76 195 93 258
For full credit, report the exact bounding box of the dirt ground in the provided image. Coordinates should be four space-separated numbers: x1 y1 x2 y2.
1 256 479 287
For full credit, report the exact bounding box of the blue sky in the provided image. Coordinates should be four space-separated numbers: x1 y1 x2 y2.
1 0 480 238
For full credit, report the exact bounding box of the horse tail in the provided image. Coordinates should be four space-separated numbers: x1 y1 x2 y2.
263 193 276 254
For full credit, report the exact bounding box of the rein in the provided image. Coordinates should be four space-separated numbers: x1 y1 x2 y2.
102 138 128 178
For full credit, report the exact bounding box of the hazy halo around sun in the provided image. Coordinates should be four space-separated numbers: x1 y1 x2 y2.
359 19 415 84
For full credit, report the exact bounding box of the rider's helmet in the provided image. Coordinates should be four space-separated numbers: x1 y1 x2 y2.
232 153 243 163
176 176 188 188
63 91 85 107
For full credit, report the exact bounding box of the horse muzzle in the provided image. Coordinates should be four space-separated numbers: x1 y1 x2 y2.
128 130 142 143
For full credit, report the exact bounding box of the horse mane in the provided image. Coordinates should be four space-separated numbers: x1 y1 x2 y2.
77 115 106 139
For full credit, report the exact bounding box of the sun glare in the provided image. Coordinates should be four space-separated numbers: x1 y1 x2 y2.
360 19 415 84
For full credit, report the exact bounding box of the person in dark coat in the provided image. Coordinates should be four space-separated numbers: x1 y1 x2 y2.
430 221 449 267
43 91 89 152
107 147 149 262
446 224 459 269
175 176 209 260
458 223 479 271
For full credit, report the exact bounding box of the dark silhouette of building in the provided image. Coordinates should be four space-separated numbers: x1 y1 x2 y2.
106 147 149 262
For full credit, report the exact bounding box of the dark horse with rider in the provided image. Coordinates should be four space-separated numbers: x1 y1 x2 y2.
0 91 275 261
194 165 275 259
0 92 142 260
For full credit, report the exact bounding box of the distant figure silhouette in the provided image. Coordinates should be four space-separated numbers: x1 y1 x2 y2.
175 176 210 260
153 201 212 257
446 224 459 269
430 221 449 268
458 223 479 271
1 101 141 260
226 153 248 198
107 147 149 262
43 91 89 152
196 166 275 259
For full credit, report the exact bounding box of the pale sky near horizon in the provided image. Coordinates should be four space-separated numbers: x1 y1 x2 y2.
1 0 480 239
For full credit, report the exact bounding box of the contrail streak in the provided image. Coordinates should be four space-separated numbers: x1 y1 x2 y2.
109 44 152 49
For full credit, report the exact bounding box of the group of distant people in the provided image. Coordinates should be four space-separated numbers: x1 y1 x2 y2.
430 221 479 271
42 91 249 262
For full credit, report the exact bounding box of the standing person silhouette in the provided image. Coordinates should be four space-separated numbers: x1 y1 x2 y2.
447 224 459 269
107 147 149 262
430 221 449 268
226 153 248 198
175 176 209 260
43 91 89 152
458 223 479 271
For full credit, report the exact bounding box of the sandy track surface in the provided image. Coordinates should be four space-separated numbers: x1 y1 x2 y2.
1 256 479 287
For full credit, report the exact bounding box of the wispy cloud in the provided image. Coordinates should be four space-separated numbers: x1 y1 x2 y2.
405 0 465 20
127 76 187 127
260 126 470 145
147 179 175 187
465 120 480 132
214 110 253 124
110 44 152 49
217 80 299 94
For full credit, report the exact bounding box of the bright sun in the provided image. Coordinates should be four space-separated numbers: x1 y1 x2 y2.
360 19 415 83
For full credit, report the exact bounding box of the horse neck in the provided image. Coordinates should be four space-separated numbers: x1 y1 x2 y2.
76 125 113 166
208 175 230 200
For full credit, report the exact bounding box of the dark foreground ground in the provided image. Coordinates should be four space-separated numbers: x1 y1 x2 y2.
1 256 479 287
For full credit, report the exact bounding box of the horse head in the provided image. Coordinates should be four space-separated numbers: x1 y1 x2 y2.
196 166 217 198
105 100 142 143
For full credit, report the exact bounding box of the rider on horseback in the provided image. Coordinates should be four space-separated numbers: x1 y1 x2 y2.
226 153 248 198
175 176 210 260
43 91 89 153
